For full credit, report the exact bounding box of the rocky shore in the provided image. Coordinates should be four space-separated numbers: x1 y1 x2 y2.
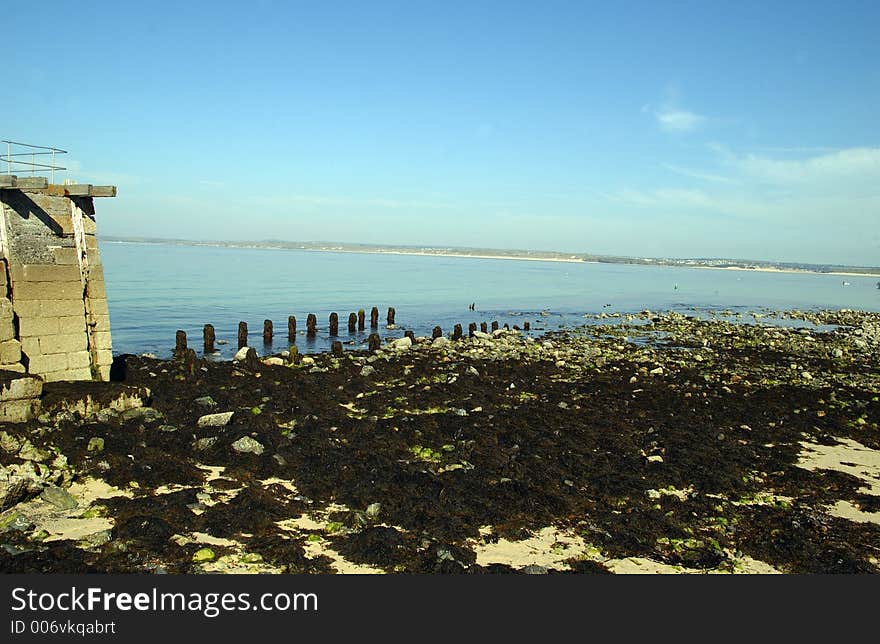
1 309 879 574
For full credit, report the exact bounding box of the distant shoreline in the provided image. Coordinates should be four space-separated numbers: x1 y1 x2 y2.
102 238 880 278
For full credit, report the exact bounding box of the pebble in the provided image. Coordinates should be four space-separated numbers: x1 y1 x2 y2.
360 365 376 377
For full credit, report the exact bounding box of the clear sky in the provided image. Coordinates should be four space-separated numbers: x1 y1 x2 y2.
3 1 878 265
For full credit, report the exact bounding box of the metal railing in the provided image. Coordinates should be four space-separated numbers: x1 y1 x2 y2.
2 140 67 184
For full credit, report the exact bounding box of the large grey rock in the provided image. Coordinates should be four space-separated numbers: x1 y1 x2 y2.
0 461 50 510
432 336 451 348
231 436 264 455
390 337 412 351
197 411 234 427
40 484 77 510
233 347 250 362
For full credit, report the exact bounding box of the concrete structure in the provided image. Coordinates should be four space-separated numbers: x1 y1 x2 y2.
0 175 116 382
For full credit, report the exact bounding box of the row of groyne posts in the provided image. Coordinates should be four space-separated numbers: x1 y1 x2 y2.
171 306 532 363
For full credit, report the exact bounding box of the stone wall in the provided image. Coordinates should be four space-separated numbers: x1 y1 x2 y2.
0 182 114 382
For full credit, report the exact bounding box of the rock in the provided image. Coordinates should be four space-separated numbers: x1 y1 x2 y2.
0 509 33 533
521 565 548 574
801 371 813 380
649 367 664 375
360 365 376 377
159 425 178 432
646 489 661 500
121 407 163 423
0 431 21 454
197 411 235 427
832 348 844 358
194 396 217 408
272 454 287 467
365 503 381 519
87 437 105 452
40 485 77 510
0 374 43 402
467 366 480 377
557 401 569 409
233 347 250 362
432 336 451 348
390 336 412 351
79 529 112 548
193 437 218 451
262 357 285 366
232 436 264 455
192 547 216 563
301 356 316 366
647 455 664 464
473 331 492 340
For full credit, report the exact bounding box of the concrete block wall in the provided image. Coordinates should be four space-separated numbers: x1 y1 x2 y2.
0 184 115 382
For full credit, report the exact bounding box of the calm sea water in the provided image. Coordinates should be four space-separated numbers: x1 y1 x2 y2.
100 242 880 358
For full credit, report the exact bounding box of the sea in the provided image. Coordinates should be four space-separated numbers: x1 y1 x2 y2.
100 241 880 358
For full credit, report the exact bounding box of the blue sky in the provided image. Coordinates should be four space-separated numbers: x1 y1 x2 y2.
3 1 879 265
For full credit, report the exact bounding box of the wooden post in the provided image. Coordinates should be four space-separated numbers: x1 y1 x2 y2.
203 324 215 353
468 322 477 337
288 315 297 339
387 307 396 325
405 330 415 343
491 321 499 332
432 326 442 339
288 345 299 364
452 324 462 341
370 307 379 328
523 321 530 331
244 347 260 371
175 330 187 355
368 333 381 352
307 313 317 337
358 309 365 331
263 319 273 343
331 340 343 357
480 322 488 333
238 322 248 348
329 312 339 336
183 348 197 376
348 312 357 332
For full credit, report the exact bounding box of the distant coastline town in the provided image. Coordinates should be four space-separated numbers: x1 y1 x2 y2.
102 236 880 277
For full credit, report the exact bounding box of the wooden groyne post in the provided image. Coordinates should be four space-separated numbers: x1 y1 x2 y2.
203 324 215 353
238 321 248 348
263 319 273 343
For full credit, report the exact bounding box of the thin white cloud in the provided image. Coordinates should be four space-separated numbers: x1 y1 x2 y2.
662 163 736 184
736 147 880 185
655 107 706 133
282 194 448 209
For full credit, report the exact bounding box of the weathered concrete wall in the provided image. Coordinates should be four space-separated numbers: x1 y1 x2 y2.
0 182 114 382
